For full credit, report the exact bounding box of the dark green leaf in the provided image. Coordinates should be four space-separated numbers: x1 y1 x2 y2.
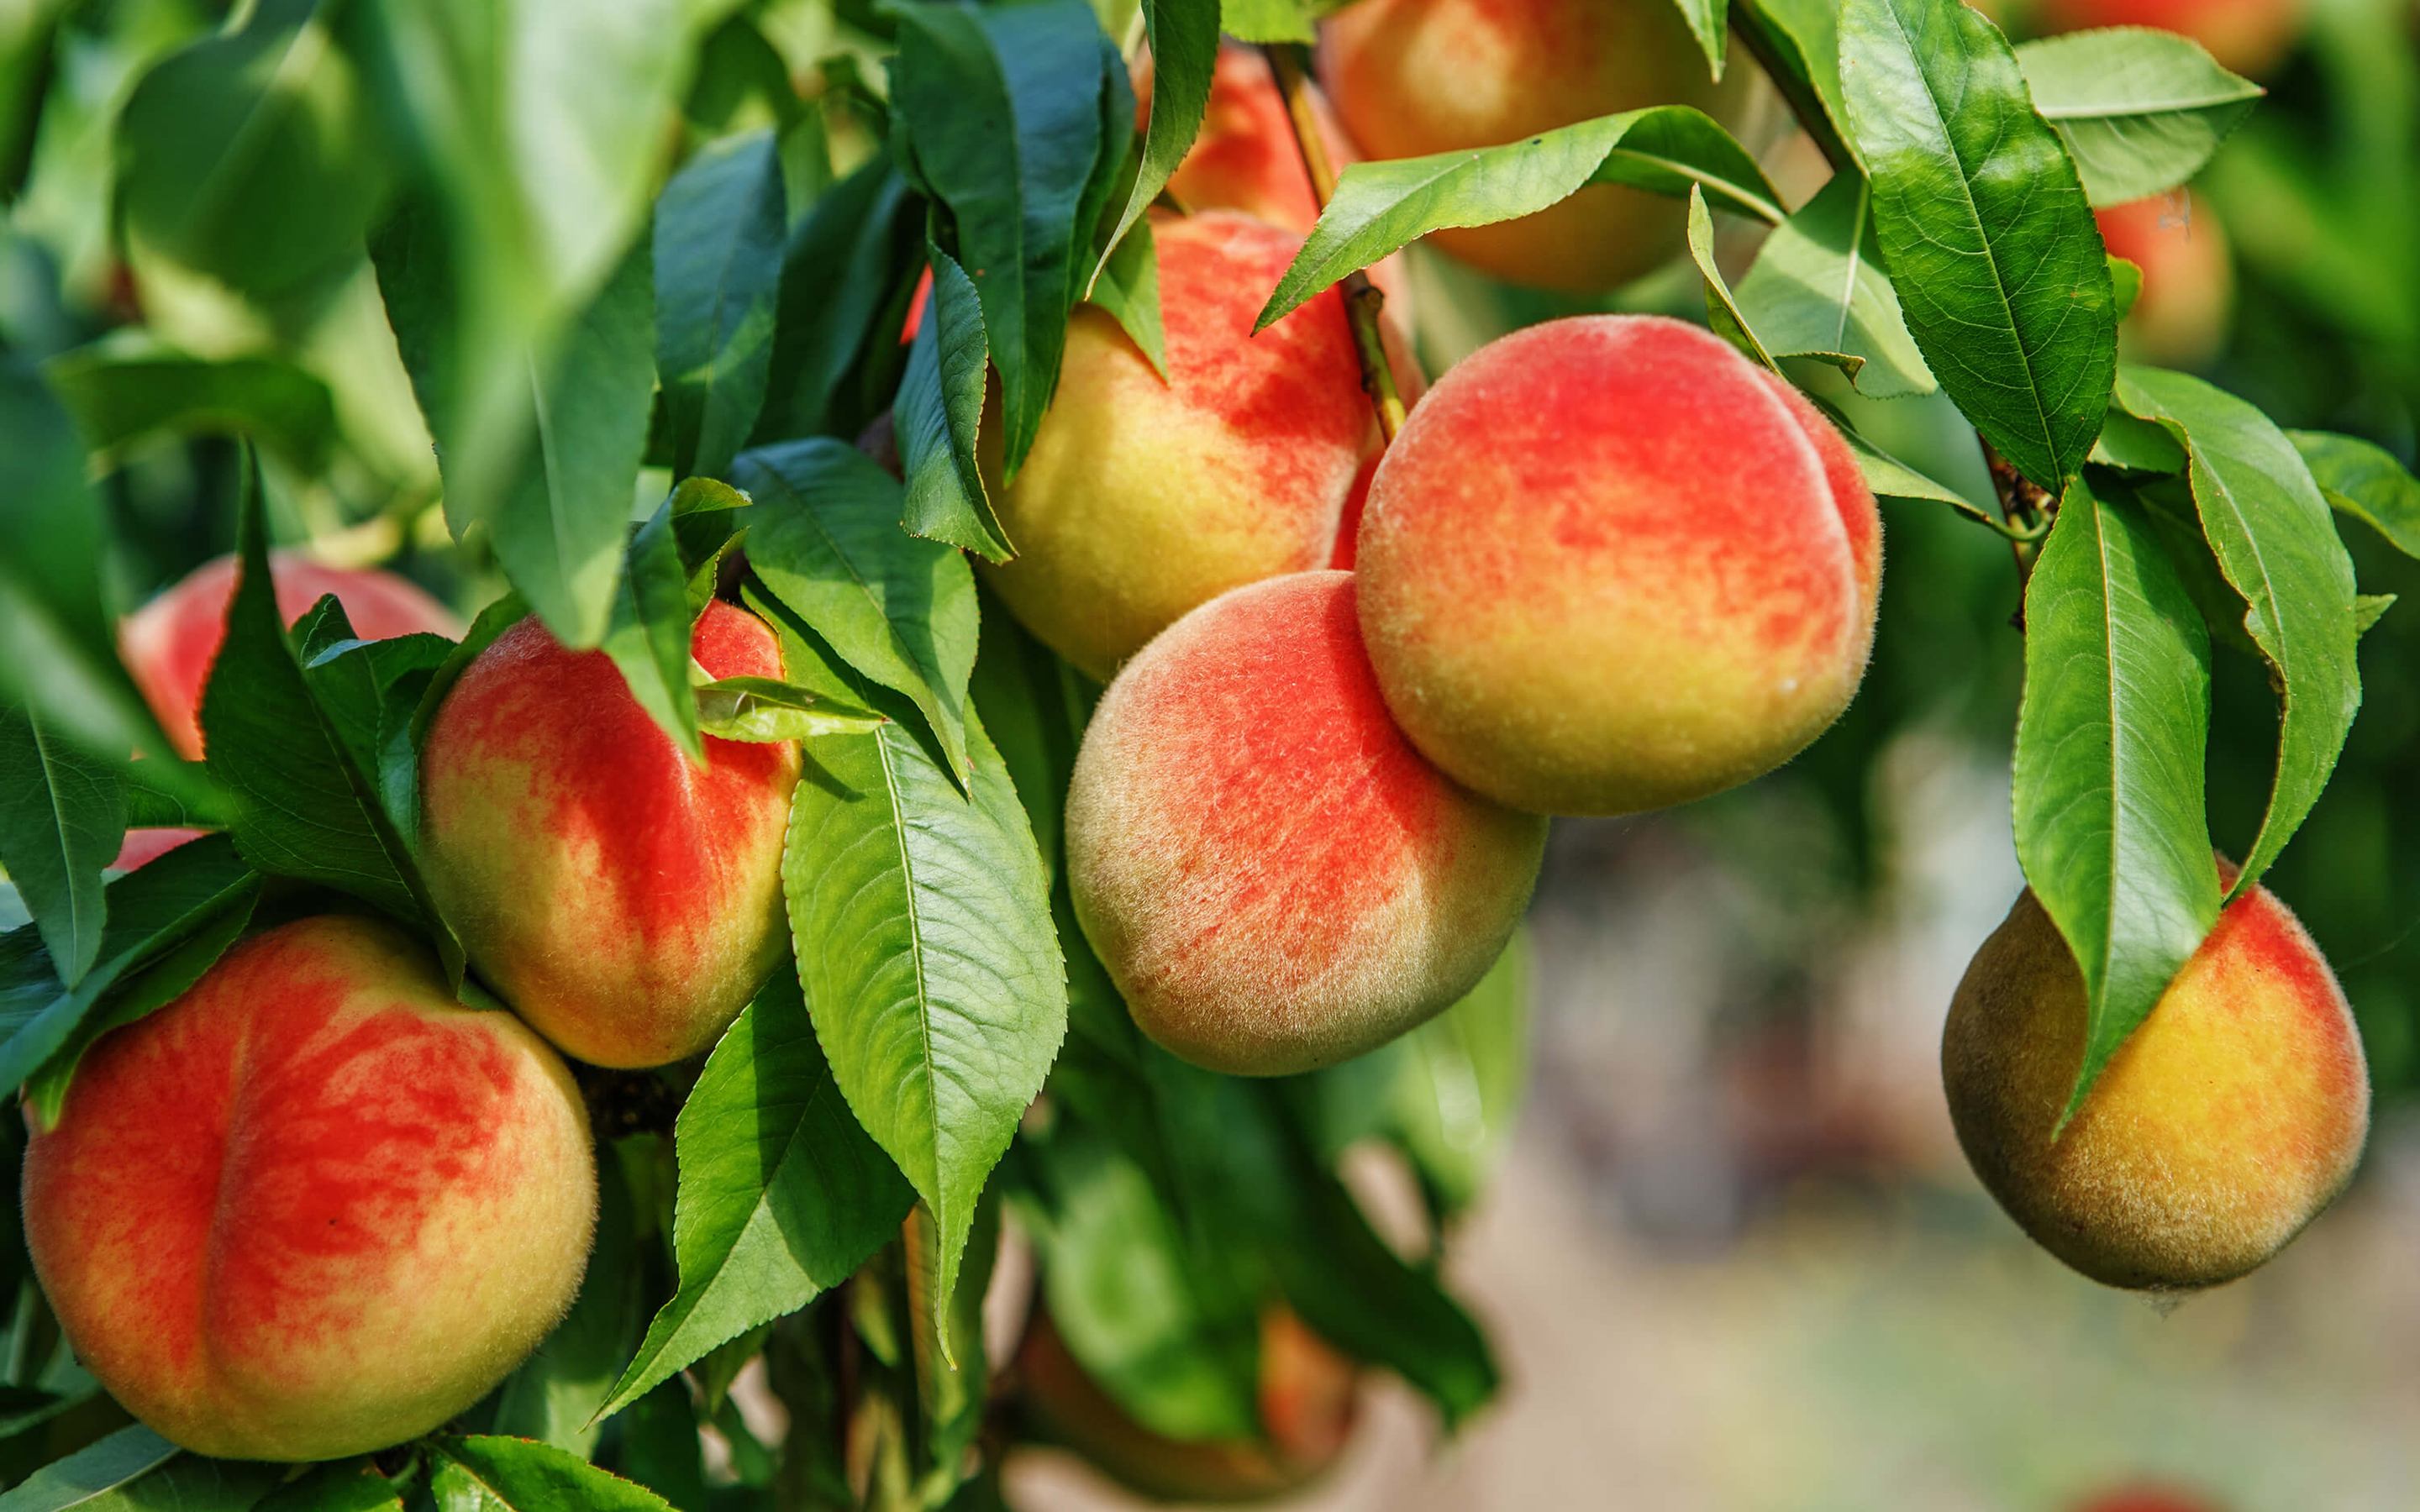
599 502 702 762
895 249 1008 561
758 596 1065 1352
253 1459 408 1512
886 0 1110 475
1093 0 1217 293
2014 29 2261 207
655 130 786 481
1839 0 2115 490
429 1436 676 1512
906 1187 996 1478
0 362 191 790
0 835 259 1108
1733 171 1936 397
2290 429 2420 559
2012 478 2217 1119
292 616 458 841
735 438 978 783
0 1426 177 1510
1257 107 1783 328
2115 369 2363 900
694 677 888 742
0 706 123 988
46 349 339 473
122 762 229 832
754 160 920 444
597 964 913 1420
115 0 393 305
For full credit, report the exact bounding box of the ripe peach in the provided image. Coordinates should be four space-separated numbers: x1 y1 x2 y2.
1355 314 1879 817
418 601 801 1068
1018 1304 1357 1501
1942 877 2369 1290
22 915 595 1461
1065 571 1544 1076
2097 192 2235 370
1320 0 1764 291
980 211 1381 682
2036 0 2306 78
118 550 464 762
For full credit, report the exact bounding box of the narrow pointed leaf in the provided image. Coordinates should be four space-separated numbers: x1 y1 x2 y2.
1742 0 1859 165
596 967 913 1420
895 249 1011 561
1734 171 1936 396
429 1436 676 1512
600 501 702 761
733 438 978 783
1092 0 1217 292
655 129 786 481
1673 0 1730 81
1840 0 2115 489
2012 479 2217 1117
45 350 340 473
2290 429 2420 559
694 678 887 743
0 706 123 988
1218 0 1313 44
2015 29 2261 207
1257 106 1782 328
1087 215 1166 379
2114 368 2362 900
1687 186 1778 370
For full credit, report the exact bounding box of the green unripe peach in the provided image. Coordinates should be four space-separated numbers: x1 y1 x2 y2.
1943 879 2369 1290
22 916 595 1461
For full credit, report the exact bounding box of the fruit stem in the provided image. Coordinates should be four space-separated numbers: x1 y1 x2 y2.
1262 43 1410 445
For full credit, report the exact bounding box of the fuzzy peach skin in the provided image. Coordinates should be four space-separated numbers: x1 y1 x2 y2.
1942 877 2369 1291
22 916 595 1461
980 211 1381 682
418 601 801 1068
119 550 465 761
1066 572 1545 1076
2098 192 2235 370
1320 0 1763 291
2036 0 2305 77
1018 1305 1358 1503
113 552 462 871
1355 315 1880 817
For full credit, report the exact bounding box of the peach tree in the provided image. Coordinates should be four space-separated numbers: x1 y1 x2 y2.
0 0 2414 1506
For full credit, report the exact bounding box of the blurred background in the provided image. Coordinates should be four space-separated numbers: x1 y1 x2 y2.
6 0 2419 1504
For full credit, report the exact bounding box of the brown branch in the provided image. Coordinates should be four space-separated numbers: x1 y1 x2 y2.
1261 44 1410 444
1981 435 2057 623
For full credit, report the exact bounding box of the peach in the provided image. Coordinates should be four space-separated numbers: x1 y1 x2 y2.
2097 192 2235 370
1320 0 1764 291
118 550 464 762
2036 0 2306 78
1017 1305 1357 1501
980 211 1380 681
418 600 801 1068
22 915 595 1461
1065 571 1544 1076
1942 876 2369 1290
1355 314 1880 817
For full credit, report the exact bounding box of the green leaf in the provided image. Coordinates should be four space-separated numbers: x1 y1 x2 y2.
1733 171 1936 398
1686 186 1777 371
895 249 1008 561
0 362 192 790
759 596 1065 1355
0 1425 178 1511
733 437 979 784
655 129 786 482
45 349 339 474
1839 0 2115 490
429 1436 676 1512
0 706 123 988
1257 106 1783 328
2012 478 2217 1120
694 677 888 743
754 160 920 444
2092 406 2188 473
1740 0 1860 169
886 0 1112 477
22 882 257 1128
596 964 913 1420
1087 214 1166 379
600 501 702 762
122 761 230 832
1092 0 1217 294
2113 370 2363 901
292 616 459 842
1672 0 1729 81
0 835 259 1107
1218 0 1313 44
253 1460 408 1512
2290 429 2420 559
2014 29 2261 207
114 0 394 306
